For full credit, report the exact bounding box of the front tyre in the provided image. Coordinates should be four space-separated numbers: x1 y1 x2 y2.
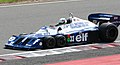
43 36 56 49
55 35 66 47
99 23 118 42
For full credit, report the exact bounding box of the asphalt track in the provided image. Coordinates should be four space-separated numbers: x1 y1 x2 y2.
0 0 120 65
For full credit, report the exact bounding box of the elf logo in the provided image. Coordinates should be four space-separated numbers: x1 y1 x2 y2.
67 33 88 42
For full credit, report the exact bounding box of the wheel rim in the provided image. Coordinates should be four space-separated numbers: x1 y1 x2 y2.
107 27 118 39
47 38 55 48
57 37 66 46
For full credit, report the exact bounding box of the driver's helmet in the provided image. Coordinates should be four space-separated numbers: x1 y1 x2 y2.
58 18 67 24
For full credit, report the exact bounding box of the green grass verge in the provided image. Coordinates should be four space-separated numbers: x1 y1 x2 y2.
0 0 18 3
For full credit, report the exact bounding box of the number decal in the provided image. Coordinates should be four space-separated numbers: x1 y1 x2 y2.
9 37 16 41
70 36 74 42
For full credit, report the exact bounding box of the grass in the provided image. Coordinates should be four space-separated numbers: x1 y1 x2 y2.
0 0 28 3
0 0 17 3
0 0 54 3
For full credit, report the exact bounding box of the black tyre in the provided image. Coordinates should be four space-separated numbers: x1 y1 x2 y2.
55 35 66 47
43 36 56 49
99 23 118 42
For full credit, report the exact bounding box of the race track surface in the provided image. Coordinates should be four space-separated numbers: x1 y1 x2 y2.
0 0 120 65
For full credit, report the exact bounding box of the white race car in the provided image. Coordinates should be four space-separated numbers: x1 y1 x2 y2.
5 13 119 50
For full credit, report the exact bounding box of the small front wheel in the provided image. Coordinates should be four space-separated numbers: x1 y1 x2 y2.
43 36 56 49
55 35 66 47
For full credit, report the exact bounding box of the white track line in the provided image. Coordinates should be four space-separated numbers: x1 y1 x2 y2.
0 40 119 57
115 40 120 43
0 44 97 57
0 0 80 8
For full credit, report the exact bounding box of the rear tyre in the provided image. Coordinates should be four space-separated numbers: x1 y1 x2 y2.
55 35 66 47
43 36 56 49
99 23 118 42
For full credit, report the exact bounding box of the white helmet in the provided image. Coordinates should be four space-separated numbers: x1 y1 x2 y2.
58 18 67 24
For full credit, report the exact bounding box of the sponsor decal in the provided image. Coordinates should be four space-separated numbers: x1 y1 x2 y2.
67 33 88 42
70 22 89 28
67 34 71 42
114 17 118 19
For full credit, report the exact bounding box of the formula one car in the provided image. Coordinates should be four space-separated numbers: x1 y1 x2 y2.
5 13 120 50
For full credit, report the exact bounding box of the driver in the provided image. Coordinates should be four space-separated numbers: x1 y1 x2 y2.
55 18 67 26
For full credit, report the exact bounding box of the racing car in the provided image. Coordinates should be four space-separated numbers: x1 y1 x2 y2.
5 13 120 50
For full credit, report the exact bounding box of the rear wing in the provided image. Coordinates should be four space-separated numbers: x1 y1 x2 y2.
88 13 120 27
